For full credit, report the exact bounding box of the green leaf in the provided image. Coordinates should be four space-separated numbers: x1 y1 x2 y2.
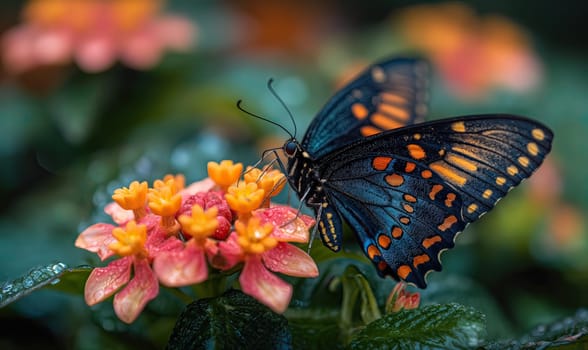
166 289 291 350
483 308 588 349
288 312 344 350
349 303 487 350
339 265 381 326
0 263 91 307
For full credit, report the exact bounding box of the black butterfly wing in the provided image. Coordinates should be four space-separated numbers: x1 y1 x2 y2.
301 57 429 159
316 115 553 287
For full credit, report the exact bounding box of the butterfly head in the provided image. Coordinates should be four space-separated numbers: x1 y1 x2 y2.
282 138 301 158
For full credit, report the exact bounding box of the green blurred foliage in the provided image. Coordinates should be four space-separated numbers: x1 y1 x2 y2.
0 0 587 348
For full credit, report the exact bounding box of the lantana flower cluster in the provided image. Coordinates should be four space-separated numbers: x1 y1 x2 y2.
75 160 318 323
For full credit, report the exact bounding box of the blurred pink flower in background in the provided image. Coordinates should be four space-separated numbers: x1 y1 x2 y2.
394 2 543 99
2 0 196 74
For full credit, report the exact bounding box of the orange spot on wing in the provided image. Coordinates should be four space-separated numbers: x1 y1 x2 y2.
421 169 432 178
451 121 466 132
391 226 403 238
445 193 456 207
405 162 416 173
446 154 477 171
403 204 414 213
371 113 404 130
367 244 381 260
403 194 417 203
351 103 369 120
438 215 458 232
429 184 443 200
378 234 391 249
430 162 467 186
380 92 408 105
413 254 430 268
385 173 404 187
372 156 392 171
397 265 412 279
378 103 410 121
422 235 442 249
408 144 426 160
399 216 410 225
360 126 381 137
377 260 388 272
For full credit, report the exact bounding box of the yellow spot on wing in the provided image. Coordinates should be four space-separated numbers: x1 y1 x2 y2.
378 103 410 121
446 153 478 172
527 142 539 156
518 156 530 167
386 173 404 186
372 156 392 171
507 165 518 176
430 162 467 186
451 146 477 158
467 203 478 214
397 265 411 279
372 113 404 130
451 121 466 132
532 128 545 141
496 177 506 186
482 189 493 199
408 144 426 160
422 235 442 248
351 103 369 120
372 67 386 83
360 126 381 137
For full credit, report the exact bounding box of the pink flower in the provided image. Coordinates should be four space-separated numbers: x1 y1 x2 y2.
2 0 197 74
218 206 319 313
385 282 420 313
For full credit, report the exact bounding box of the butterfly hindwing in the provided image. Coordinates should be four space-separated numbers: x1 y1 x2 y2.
315 115 553 287
301 57 429 159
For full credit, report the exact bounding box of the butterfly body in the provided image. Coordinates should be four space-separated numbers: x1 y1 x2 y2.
282 58 553 288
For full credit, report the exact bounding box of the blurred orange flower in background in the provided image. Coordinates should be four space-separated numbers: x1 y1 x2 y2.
1 0 196 74
394 2 542 99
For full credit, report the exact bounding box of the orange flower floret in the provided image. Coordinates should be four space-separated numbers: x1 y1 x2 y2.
112 181 148 219
225 182 265 216
178 205 219 242
208 160 243 191
162 174 186 193
235 217 277 255
113 0 162 31
108 220 148 258
148 184 182 217
244 167 286 199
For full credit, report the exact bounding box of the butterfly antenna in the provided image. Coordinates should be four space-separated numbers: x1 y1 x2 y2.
236 100 294 139
267 78 297 139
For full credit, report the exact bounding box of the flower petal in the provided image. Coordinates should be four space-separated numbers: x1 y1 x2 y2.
84 257 131 306
113 259 159 324
155 15 197 51
104 202 134 225
215 232 244 270
240 257 293 314
75 223 116 261
255 206 314 243
153 243 208 286
180 178 215 198
262 243 319 278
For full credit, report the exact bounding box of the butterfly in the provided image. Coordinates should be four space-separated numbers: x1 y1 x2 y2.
280 57 553 288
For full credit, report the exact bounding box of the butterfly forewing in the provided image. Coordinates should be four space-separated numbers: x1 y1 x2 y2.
315 115 553 287
301 58 429 159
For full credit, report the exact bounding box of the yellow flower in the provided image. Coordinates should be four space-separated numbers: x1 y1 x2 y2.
244 166 286 201
179 205 219 242
225 182 265 217
112 181 148 219
108 220 148 258
235 217 277 255
208 160 243 191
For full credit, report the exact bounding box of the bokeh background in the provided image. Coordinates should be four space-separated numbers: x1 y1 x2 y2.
0 0 587 348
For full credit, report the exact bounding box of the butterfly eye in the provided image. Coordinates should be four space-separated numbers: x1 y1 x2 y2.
283 140 298 157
